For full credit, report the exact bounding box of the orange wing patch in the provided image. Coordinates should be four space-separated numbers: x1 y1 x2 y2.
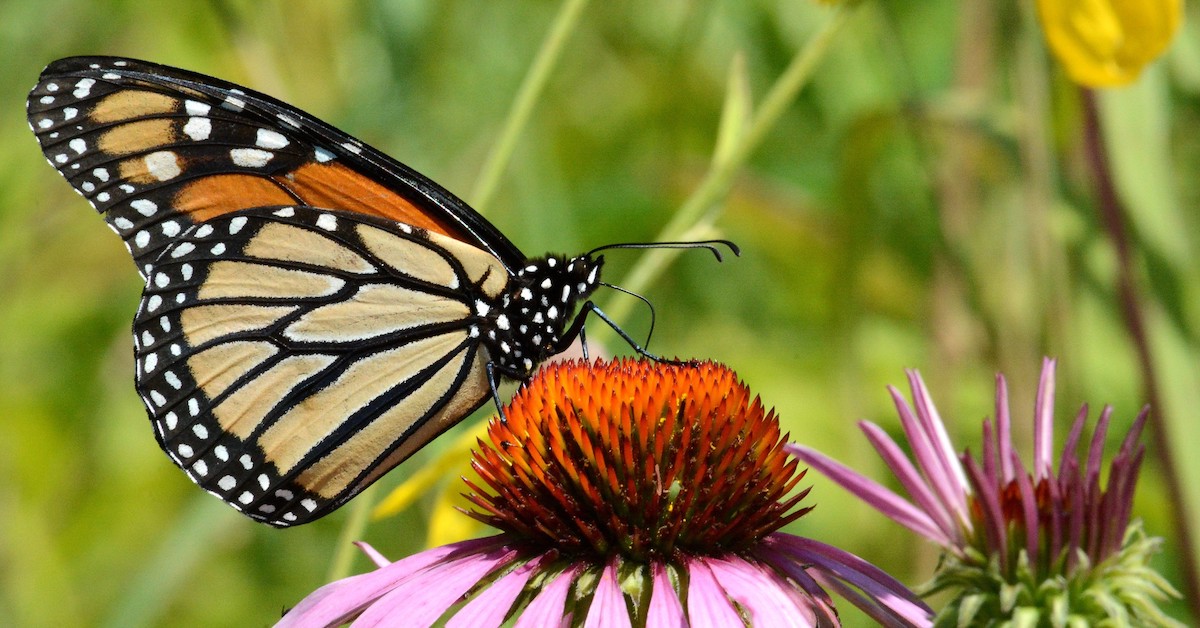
176 174 297 222
279 161 470 242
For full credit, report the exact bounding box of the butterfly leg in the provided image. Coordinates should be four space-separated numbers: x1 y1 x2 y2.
485 362 510 421
486 361 534 421
556 301 691 366
578 325 590 361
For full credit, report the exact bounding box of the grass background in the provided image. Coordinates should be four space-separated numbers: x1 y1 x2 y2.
1 0 1198 625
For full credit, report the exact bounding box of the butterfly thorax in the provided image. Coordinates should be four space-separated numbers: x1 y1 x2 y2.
484 254 603 377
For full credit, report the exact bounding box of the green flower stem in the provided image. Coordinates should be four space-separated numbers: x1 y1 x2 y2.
470 0 593 212
603 5 855 323
326 484 378 581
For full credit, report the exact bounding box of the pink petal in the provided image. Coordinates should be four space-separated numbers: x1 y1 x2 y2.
583 559 631 628
276 537 504 628
515 566 579 628
996 374 1015 482
684 558 744 627
905 373 970 498
351 545 519 627
892 382 970 526
353 542 391 568
766 534 933 628
858 421 964 540
786 442 950 545
1033 357 1057 478
645 562 685 627
446 554 546 628
703 555 814 627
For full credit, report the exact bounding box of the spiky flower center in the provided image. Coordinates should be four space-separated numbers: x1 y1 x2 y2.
465 358 809 563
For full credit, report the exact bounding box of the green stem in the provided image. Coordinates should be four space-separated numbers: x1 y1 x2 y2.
470 0 593 211
603 6 854 323
325 484 378 581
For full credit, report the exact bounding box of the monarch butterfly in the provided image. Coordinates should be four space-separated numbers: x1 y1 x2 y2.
27 57 734 527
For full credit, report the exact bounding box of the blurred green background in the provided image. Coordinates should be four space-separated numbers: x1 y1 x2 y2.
2 0 1199 625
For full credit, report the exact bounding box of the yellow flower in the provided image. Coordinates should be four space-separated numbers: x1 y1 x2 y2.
1037 0 1183 87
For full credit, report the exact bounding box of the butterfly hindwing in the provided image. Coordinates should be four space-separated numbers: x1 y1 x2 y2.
26 56 525 275
135 205 502 525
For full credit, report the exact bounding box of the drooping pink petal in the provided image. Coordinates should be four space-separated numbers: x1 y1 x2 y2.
1033 358 1057 478
759 549 839 626
446 554 546 628
583 559 631 628
765 534 933 628
786 441 950 545
645 561 685 627
351 545 519 627
514 565 579 628
276 536 505 628
683 557 744 627
703 555 814 627
858 421 965 540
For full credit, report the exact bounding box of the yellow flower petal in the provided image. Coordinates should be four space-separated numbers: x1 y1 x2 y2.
1036 0 1183 87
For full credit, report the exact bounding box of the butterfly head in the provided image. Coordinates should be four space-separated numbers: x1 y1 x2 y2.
489 253 604 377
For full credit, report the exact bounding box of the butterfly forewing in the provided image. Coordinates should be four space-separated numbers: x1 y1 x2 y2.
138 205 501 525
26 56 524 274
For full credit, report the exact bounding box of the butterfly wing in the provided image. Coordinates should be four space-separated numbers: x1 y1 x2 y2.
137 205 507 525
27 57 521 525
26 56 526 273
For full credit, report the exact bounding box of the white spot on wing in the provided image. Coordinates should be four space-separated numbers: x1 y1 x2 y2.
131 199 157 216
316 214 337 231
230 148 273 168
183 117 211 141
73 78 95 98
185 100 210 116
144 151 182 181
255 128 289 149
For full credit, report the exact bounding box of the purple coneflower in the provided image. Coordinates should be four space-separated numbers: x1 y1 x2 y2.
789 358 1181 626
278 358 931 627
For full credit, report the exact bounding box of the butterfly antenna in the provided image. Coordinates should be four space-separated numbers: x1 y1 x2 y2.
600 282 658 349
586 239 740 262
